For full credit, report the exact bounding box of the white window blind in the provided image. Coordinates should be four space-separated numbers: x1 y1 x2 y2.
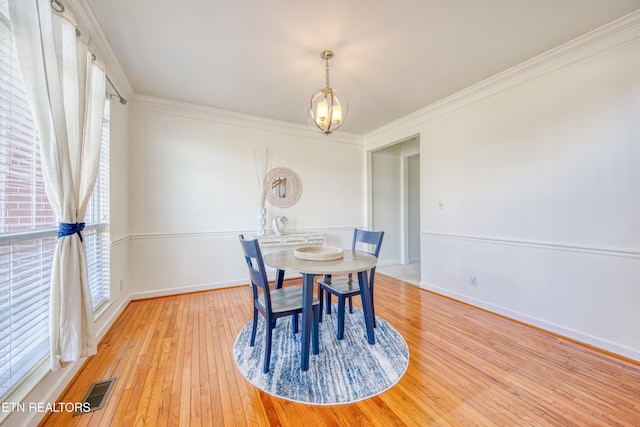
0 0 110 402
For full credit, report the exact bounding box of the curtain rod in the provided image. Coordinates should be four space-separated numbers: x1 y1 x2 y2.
52 0 128 105
106 75 128 105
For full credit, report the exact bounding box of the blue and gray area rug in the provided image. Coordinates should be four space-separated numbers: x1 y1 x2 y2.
233 304 409 405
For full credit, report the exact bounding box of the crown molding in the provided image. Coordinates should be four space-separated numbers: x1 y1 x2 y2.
130 94 365 146
55 0 363 145
365 9 640 148
41 1 362 144
69 0 134 98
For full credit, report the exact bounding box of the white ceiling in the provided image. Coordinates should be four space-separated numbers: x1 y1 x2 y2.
87 0 640 135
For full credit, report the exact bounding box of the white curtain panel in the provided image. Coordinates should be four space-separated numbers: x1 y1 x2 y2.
9 0 105 371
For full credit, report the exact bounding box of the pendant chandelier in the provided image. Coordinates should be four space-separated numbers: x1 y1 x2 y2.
307 50 348 135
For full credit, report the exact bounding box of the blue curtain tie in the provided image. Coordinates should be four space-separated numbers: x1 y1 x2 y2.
58 222 85 242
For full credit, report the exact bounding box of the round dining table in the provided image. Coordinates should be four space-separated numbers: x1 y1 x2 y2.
263 249 378 371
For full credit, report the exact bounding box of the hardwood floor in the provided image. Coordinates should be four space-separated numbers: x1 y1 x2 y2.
41 275 640 426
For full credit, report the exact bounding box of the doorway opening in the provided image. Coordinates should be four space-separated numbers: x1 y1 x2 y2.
369 135 420 286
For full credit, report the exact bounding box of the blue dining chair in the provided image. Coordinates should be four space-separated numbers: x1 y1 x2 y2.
317 229 384 340
239 234 320 373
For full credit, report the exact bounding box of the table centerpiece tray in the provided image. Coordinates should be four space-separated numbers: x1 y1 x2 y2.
294 246 344 262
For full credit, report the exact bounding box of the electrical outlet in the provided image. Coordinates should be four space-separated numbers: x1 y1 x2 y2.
469 275 478 287
120 279 124 291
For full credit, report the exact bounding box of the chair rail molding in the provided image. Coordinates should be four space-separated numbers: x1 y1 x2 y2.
422 231 640 259
126 227 360 299
127 227 356 241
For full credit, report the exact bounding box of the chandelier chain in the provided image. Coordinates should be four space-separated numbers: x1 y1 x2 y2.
325 59 330 89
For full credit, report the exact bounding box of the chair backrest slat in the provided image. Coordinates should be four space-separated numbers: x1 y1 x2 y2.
239 234 272 311
349 229 384 284
352 228 384 257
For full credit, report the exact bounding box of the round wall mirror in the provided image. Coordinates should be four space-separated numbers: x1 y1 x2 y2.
263 167 302 208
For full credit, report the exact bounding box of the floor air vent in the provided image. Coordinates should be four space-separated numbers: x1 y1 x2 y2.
74 378 116 416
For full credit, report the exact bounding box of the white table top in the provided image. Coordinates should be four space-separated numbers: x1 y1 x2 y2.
263 249 377 275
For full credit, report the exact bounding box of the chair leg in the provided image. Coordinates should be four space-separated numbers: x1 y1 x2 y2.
292 312 299 334
318 285 324 323
264 317 273 373
337 296 346 340
326 291 332 314
348 296 353 313
370 286 376 328
250 308 258 346
312 306 319 355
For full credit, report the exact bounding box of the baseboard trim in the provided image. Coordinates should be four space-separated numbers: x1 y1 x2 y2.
376 259 403 267
130 280 248 301
419 281 640 362
95 297 131 340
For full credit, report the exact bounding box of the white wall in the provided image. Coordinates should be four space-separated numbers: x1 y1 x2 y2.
127 98 366 298
108 98 132 306
366 26 640 360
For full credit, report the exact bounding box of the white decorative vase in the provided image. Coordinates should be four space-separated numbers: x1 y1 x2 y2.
256 207 266 236
272 216 289 235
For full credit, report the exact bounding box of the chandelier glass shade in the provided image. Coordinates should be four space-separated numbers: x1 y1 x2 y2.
308 50 348 135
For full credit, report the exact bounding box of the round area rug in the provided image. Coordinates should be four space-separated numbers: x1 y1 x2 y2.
233 304 409 405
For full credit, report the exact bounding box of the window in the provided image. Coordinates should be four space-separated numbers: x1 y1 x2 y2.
0 0 110 403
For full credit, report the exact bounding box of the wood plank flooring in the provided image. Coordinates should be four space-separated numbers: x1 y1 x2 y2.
40 275 640 426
